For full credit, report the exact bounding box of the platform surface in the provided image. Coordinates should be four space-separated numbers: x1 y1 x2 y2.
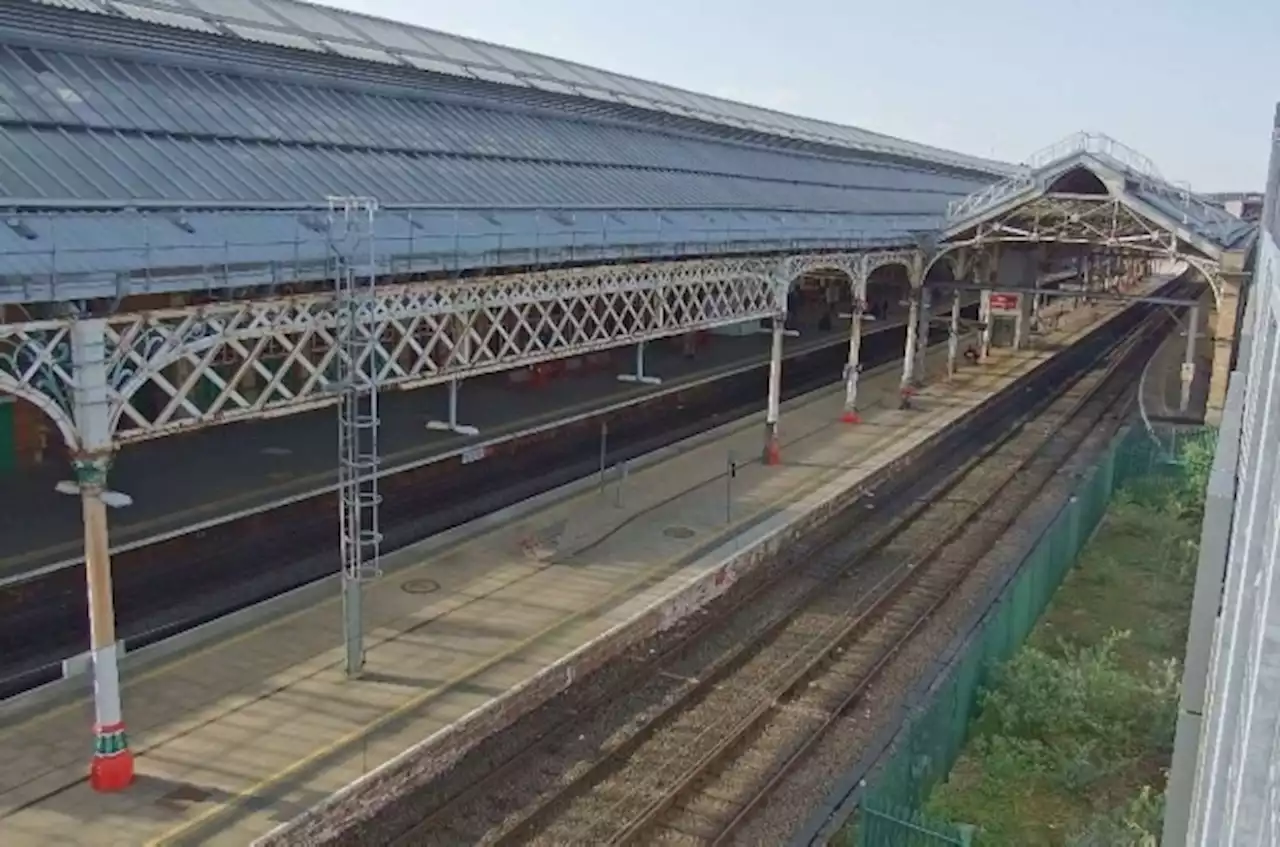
0 317 860 574
0 300 1123 847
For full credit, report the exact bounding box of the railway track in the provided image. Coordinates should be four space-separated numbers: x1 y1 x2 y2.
0 318 964 699
360 286 1187 847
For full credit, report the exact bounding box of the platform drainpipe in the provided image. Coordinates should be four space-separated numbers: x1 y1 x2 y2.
913 285 931 384
1181 306 1199 414
764 316 784 464
841 298 864 423
71 319 134 793
947 291 961 379
901 292 920 389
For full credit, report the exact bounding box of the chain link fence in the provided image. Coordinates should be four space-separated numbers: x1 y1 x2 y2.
842 423 1215 846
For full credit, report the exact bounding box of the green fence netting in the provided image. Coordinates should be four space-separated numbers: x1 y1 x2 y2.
849 423 1215 846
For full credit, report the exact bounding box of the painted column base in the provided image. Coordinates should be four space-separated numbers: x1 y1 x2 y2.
426 420 480 437
90 722 134 792
840 409 862 424
617 373 662 386
763 426 782 466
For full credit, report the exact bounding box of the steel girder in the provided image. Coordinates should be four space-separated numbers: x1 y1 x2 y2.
0 249 923 450
935 194 1224 305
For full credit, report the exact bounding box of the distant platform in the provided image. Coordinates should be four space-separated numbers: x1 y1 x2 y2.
0 319 862 575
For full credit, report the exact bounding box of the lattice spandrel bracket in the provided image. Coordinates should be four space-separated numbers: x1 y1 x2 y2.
1 257 784 447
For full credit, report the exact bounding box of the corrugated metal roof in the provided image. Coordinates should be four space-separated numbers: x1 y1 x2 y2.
22 0 1012 176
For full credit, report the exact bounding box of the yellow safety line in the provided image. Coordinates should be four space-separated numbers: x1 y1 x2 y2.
0 316 1087 746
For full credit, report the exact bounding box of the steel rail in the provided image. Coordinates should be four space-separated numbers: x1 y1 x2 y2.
473 289 1186 847
694 305 1171 846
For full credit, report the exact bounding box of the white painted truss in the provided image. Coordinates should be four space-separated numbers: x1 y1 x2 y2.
938 194 1226 305
780 248 923 285
0 254 820 448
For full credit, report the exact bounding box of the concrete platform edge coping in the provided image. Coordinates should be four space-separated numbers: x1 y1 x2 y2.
253 304 1140 847
0 345 906 726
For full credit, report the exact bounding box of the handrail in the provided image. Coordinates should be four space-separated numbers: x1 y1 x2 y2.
945 132 1255 246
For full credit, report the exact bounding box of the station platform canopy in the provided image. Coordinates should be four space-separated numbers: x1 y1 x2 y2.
936 133 1257 276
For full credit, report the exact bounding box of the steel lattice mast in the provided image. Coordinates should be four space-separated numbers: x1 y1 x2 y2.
327 196 383 678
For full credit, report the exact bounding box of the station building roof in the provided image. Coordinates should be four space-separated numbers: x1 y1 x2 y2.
0 0 1013 301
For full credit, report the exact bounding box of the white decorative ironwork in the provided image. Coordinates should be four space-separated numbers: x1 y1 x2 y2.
945 132 1245 243
779 249 925 296
0 255 784 449
863 249 923 283
937 194 1226 306
945 172 1037 223
780 252 862 284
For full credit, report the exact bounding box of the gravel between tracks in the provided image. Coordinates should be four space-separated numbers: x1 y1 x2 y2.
340 316 1152 847
731 392 1131 846
361 472 904 847
510 344 1132 846
628 362 1133 844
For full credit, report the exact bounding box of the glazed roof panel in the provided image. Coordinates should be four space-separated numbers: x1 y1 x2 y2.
22 0 1012 175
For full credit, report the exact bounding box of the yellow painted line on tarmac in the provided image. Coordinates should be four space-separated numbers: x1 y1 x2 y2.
0 319 1061 747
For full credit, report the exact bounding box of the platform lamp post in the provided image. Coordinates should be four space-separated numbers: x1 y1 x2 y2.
54 319 135 792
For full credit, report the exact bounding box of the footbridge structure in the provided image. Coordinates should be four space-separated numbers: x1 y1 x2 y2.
0 0 1261 798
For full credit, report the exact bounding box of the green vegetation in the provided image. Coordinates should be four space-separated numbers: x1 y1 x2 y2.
923 437 1211 846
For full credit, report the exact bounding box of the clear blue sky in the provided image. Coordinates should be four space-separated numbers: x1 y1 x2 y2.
318 0 1276 190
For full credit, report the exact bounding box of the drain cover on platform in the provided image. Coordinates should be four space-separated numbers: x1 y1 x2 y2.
401 578 441 595
663 526 697 539
156 783 211 809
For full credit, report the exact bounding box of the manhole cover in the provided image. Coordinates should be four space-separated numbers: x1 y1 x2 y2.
157 783 211 809
401 578 441 595
663 526 697 539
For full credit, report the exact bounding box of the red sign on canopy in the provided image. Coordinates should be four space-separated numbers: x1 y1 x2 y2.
989 293 1020 312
